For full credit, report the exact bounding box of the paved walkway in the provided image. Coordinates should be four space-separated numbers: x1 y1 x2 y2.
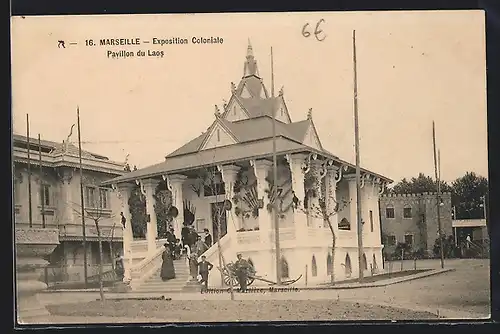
36 259 491 322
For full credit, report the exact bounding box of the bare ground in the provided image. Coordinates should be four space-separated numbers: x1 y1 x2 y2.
47 300 438 322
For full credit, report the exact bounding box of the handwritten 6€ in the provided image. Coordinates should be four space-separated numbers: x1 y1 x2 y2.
302 19 326 42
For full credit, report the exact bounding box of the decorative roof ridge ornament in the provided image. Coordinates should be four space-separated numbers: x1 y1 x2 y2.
307 108 313 120
214 105 221 117
231 82 236 93
278 86 284 96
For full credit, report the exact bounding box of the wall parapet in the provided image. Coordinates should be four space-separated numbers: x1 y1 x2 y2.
380 192 451 198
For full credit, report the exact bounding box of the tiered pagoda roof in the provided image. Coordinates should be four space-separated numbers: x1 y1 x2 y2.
104 41 392 184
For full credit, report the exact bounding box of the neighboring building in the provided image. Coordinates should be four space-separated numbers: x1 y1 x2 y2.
452 219 489 245
13 134 125 283
103 41 392 290
379 192 453 257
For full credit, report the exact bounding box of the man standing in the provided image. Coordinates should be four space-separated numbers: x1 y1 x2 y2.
120 212 126 229
197 255 213 292
234 253 249 292
203 228 212 247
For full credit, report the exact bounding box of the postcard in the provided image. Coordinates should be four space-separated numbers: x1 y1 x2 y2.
11 11 489 324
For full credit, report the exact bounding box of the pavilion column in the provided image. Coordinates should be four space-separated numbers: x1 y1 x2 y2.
115 183 134 284
309 159 326 229
140 178 160 254
58 168 75 226
325 165 341 231
285 153 309 240
166 174 188 239
344 175 358 232
250 159 273 244
218 164 241 236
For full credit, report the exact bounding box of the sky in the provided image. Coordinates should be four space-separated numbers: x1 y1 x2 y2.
10 11 488 184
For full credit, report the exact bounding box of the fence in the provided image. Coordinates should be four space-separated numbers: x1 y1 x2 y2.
41 263 118 287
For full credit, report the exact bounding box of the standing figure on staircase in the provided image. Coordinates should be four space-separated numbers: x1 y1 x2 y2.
160 243 176 281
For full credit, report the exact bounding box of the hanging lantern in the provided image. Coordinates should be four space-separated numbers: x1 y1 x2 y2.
168 206 179 218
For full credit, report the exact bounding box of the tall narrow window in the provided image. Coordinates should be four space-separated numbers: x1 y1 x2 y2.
216 129 220 142
403 206 412 218
281 257 289 279
311 255 317 277
233 106 236 115
85 186 97 208
369 210 374 232
99 188 109 209
386 207 395 219
40 184 51 206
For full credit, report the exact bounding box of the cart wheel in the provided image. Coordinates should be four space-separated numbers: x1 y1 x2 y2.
247 277 255 286
222 267 238 287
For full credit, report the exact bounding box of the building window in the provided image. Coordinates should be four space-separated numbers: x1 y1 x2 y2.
385 207 395 219
233 106 236 115
403 207 412 219
404 234 414 248
85 187 109 209
386 235 396 246
369 210 374 232
281 256 289 279
40 184 51 206
99 188 109 209
311 255 317 277
280 108 284 116
216 129 220 142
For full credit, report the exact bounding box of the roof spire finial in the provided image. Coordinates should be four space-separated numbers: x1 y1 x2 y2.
307 108 313 120
247 38 253 58
214 104 221 117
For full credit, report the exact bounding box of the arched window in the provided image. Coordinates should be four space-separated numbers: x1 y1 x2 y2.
281 256 289 279
326 253 333 275
345 253 352 277
311 255 317 277
338 218 351 230
362 253 368 270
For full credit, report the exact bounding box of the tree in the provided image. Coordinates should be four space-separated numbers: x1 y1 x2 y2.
389 173 452 194
451 172 488 220
128 185 147 239
71 190 115 302
303 170 349 285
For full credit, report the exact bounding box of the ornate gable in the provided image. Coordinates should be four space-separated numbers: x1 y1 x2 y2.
302 122 322 150
240 84 253 98
199 120 238 151
224 94 250 122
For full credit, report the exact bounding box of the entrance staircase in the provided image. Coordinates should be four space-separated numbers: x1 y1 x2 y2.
133 255 201 293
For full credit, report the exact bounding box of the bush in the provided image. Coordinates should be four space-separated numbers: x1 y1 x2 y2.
433 235 457 258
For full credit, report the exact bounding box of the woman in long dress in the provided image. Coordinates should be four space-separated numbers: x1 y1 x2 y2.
161 243 176 281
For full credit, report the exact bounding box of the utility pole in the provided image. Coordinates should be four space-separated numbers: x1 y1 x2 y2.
77 106 89 286
432 121 445 269
26 114 33 228
271 46 281 284
38 134 46 228
353 30 364 282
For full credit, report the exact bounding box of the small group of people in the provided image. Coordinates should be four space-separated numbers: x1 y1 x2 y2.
160 225 214 285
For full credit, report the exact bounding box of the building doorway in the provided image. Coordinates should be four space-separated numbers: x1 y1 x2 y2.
211 202 227 243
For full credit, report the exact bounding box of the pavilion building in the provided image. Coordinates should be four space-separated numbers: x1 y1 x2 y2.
13 133 125 284
103 41 392 289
